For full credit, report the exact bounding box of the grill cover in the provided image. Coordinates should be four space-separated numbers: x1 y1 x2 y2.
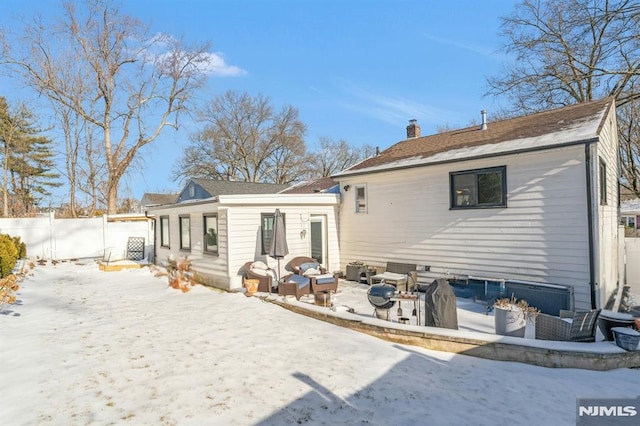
424 279 458 330
367 283 397 309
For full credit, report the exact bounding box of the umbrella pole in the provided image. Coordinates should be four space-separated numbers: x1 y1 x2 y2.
277 258 282 283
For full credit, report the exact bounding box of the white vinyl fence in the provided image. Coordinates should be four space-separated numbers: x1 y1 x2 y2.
624 237 640 296
0 212 154 261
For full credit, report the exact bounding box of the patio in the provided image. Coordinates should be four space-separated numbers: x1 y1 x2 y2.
254 279 640 370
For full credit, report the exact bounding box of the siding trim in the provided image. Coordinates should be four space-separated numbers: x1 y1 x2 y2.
585 142 597 309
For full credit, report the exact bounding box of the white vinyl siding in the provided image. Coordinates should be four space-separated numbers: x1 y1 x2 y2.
147 195 340 291
593 106 620 308
339 145 593 308
226 203 340 286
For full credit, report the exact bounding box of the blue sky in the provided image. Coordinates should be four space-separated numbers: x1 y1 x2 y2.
1 0 517 202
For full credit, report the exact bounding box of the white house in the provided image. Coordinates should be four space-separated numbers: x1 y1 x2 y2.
145 179 340 290
333 98 620 310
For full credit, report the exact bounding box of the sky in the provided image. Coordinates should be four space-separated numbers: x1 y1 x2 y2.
3 260 639 425
0 0 516 203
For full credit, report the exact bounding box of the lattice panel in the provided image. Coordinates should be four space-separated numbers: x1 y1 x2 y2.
127 237 145 261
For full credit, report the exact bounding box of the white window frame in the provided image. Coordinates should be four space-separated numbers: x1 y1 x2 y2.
355 185 367 213
203 213 219 255
160 216 170 248
179 215 191 251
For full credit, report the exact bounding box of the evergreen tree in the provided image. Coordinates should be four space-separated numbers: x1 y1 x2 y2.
0 97 60 216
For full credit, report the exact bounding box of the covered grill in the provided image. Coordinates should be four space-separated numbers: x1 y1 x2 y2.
367 283 397 309
367 283 397 320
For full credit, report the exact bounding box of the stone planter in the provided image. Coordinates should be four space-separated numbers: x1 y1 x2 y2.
494 305 526 337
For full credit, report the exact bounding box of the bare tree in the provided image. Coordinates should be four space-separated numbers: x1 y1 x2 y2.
488 0 640 195
307 137 374 177
619 98 640 192
0 0 211 213
488 0 640 111
173 90 307 184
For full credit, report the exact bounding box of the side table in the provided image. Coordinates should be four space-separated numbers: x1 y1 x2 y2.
360 269 377 285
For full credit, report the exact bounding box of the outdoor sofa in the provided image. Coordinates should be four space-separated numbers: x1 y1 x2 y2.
535 309 601 342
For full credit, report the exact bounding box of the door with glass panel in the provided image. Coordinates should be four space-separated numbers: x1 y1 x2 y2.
310 215 327 265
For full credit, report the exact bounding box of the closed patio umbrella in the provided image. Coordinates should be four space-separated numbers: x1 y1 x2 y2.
269 209 288 292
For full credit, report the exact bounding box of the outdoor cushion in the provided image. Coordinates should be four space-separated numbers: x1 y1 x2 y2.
251 261 269 270
286 274 310 289
314 274 336 284
299 261 319 272
303 268 322 276
372 272 406 281
250 268 268 276
250 267 277 281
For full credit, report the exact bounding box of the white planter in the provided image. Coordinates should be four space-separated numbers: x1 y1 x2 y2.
524 316 536 339
494 305 526 337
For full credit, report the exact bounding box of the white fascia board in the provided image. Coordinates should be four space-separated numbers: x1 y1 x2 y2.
218 193 339 206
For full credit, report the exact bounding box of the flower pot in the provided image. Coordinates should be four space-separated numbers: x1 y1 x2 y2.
244 278 259 297
494 305 526 337
524 316 536 339
598 310 635 341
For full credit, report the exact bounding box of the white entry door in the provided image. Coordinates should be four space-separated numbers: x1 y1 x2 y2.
310 215 327 265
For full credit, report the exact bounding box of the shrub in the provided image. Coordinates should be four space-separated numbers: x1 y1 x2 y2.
11 235 27 259
0 234 19 278
0 275 18 312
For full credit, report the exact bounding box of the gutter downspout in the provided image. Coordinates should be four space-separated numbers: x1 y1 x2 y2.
145 210 156 264
585 143 597 309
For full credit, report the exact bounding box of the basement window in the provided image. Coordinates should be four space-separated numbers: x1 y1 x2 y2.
450 166 506 209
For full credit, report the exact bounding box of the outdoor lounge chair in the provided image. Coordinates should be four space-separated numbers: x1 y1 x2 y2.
289 256 326 275
535 309 601 342
278 273 311 300
288 256 338 294
243 261 277 293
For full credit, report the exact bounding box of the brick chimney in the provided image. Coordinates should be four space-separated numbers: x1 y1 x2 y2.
406 119 420 139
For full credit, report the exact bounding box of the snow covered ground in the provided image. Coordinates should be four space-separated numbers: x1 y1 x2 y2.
2 260 639 425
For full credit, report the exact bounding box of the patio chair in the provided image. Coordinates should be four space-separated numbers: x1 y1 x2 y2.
243 261 277 293
288 256 326 275
287 256 338 294
369 262 417 292
535 309 601 342
278 273 311 300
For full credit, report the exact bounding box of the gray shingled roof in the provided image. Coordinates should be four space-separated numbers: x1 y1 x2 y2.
140 193 178 206
192 178 289 196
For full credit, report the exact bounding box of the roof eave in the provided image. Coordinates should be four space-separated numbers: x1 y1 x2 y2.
334 137 601 179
